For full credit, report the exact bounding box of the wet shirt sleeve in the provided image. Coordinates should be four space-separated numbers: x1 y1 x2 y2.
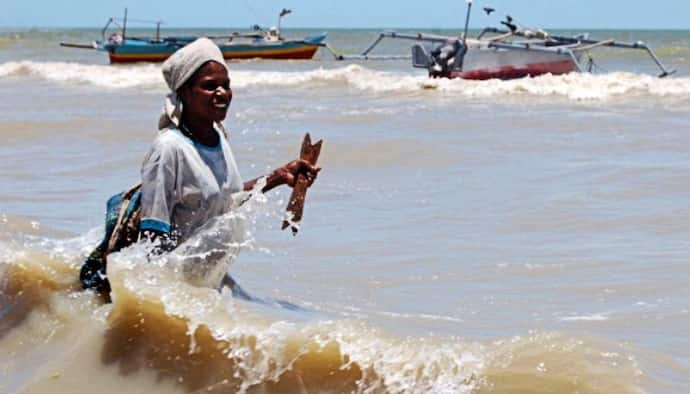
140 139 178 234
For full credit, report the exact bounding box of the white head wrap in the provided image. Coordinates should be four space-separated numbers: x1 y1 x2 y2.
158 37 229 130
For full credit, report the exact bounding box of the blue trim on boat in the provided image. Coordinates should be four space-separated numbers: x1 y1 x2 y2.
100 33 327 58
304 32 327 44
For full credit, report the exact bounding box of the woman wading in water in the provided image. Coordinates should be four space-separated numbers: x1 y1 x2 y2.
80 38 319 295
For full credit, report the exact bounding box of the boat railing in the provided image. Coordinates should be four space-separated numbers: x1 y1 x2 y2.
100 8 165 43
207 32 266 42
519 31 675 78
486 32 514 43
477 27 508 40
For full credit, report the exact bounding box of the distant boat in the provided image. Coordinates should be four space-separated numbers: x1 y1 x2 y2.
60 8 327 64
330 2 674 80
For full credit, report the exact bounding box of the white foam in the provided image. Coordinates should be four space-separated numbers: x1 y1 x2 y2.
229 66 690 101
109 181 277 290
560 313 609 322
0 60 164 89
2 60 689 101
378 310 464 323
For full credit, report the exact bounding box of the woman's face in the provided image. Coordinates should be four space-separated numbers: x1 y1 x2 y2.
180 61 232 124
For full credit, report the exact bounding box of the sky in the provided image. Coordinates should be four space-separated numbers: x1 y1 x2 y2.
2 0 689 29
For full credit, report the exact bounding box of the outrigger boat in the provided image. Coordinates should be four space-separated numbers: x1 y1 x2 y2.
60 9 327 64
329 0 675 80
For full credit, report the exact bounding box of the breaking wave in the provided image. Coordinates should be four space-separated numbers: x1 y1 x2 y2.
424 71 690 101
0 60 165 89
0 208 645 393
0 243 645 394
2 60 689 102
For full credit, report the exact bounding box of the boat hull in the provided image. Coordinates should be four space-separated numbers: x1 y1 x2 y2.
220 44 319 60
449 47 579 80
106 34 326 64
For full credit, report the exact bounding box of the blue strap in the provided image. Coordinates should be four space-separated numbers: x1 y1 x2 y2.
140 218 171 234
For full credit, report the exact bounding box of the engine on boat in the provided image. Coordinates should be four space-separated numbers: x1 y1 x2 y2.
427 40 463 78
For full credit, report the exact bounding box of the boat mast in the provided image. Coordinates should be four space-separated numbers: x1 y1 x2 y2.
462 0 473 44
278 8 291 38
122 8 128 40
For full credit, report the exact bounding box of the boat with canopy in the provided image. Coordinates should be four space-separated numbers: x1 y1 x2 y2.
60 9 327 64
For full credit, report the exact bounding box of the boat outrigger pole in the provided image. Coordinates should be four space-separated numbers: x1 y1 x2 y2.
563 35 676 78
322 31 439 61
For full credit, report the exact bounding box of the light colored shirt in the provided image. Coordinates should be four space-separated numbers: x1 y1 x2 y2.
139 126 243 244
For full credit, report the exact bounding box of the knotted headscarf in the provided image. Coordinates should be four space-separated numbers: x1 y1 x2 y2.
158 37 229 130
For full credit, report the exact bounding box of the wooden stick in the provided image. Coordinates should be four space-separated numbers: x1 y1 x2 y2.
282 133 322 234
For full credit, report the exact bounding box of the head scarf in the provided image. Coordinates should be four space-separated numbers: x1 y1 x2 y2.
158 37 229 130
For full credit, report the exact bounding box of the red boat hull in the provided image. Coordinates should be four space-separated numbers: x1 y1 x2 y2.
451 59 578 80
446 46 580 80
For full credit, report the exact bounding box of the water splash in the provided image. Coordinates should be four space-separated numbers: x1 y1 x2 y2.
0 214 648 394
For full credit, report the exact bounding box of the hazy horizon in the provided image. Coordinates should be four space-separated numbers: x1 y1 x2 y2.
3 0 689 30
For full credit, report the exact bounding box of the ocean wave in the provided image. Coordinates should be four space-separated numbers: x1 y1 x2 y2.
0 212 644 393
422 71 690 101
0 60 164 89
0 252 644 394
240 66 690 102
2 60 689 101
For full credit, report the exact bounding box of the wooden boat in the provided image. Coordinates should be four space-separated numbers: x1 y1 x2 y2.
329 1 674 80
100 32 327 64
60 9 327 64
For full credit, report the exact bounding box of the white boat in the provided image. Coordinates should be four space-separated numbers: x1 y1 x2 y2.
329 1 675 80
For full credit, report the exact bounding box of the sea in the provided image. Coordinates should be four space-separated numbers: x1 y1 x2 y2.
1 27 690 393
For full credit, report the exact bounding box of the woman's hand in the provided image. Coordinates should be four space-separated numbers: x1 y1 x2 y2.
277 159 320 188
244 159 321 193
